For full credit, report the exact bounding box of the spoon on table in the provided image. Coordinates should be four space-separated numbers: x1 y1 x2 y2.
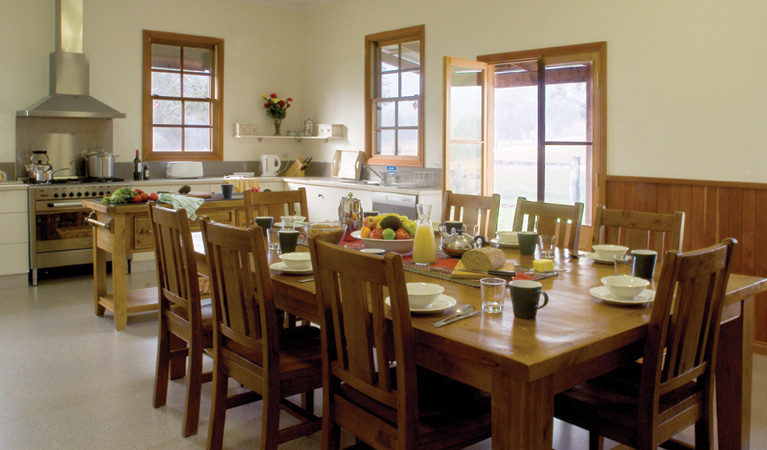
431 304 474 327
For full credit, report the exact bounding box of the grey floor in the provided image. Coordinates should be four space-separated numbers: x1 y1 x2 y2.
2 267 766 449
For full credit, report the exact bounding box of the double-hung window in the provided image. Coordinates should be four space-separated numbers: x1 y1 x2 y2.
365 25 425 167
142 30 224 161
444 42 606 228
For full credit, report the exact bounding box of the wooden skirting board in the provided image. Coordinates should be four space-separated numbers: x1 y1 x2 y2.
606 175 767 353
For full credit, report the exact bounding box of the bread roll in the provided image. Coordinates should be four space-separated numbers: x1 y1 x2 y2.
461 247 506 271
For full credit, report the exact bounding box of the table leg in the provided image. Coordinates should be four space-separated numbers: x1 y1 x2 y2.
111 215 128 331
716 297 754 450
492 371 554 449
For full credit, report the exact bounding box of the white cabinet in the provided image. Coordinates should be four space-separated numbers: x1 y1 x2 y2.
0 188 29 276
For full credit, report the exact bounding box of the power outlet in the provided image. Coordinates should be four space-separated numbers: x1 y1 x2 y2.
234 123 260 137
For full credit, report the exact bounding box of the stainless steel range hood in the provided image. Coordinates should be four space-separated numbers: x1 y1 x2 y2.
17 0 125 119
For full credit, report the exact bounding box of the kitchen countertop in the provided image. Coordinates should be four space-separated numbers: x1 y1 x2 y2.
283 177 441 194
0 182 28 191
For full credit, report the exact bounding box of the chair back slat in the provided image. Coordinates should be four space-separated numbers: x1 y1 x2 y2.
244 188 309 225
594 206 685 254
149 204 199 312
640 238 735 406
310 240 414 411
441 191 501 238
202 219 279 357
512 197 584 253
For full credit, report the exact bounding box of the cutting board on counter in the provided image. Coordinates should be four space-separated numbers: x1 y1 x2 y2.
185 192 212 198
331 150 364 180
451 260 516 279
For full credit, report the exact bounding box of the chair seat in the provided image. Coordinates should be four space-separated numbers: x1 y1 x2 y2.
224 325 323 390
338 367 491 442
555 362 701 445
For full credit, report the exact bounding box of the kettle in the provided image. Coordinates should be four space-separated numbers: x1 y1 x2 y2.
261 154 281 176
339 192 364 241
25 151 53 184
439 225 486 258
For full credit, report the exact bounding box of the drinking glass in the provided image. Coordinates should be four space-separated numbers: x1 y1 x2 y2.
538 235 556 259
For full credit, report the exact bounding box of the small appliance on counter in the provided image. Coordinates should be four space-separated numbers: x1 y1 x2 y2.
166 161 203 179
261 154 281 176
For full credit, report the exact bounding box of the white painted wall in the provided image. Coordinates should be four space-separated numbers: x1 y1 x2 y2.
2 0 306 167
3 0 766 184
297 0 767 183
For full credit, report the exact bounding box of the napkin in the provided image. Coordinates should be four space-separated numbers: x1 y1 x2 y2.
158 193 205 220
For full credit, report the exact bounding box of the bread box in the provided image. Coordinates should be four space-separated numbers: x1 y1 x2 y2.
166 161 203 179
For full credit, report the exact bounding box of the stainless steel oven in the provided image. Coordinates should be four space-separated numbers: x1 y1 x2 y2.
29 181 129 285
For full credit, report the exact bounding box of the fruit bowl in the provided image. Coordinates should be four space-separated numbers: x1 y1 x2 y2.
350 230 414 254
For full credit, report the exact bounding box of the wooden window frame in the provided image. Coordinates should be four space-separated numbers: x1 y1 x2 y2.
364 25 425 167
142 30 224 162
478 42 607 224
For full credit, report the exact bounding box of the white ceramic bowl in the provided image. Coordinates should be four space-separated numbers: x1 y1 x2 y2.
592 244 629 260
360 248 386 256
350 230 414 254
406 282 445 308
496 231 518 244
280 252 311 270
601 275 649 299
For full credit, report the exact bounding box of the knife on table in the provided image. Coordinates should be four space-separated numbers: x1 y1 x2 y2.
431 311 480 328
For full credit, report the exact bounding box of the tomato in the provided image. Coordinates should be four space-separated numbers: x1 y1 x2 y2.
360 226 372 238
395 228 410 240
149 192 159 201
370 227 384 240
132 195 143 203
140 192 150 201
134 189 144 195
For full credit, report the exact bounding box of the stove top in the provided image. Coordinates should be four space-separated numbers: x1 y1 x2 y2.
30 176 125 185
31 180 131 201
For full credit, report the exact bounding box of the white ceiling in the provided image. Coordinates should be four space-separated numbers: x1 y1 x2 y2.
230 0 336 10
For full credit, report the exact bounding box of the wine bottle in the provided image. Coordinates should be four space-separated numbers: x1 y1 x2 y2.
133 150 142 181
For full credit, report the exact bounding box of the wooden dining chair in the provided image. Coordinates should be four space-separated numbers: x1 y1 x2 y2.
592 204 685 256
201 218 322 450
441 190 501 238
149 202 213 437
243 187 309 225
512 196 584 254
554 238 737 450
309 238 492 450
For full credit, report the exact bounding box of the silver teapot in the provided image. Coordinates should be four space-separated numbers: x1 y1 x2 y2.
339 192 364 235
439 225 486 258
25 151 53 184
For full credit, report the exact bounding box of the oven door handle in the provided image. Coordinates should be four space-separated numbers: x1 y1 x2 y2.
48 201 84 208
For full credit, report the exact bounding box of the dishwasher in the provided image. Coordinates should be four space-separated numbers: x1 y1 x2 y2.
372 191 417 219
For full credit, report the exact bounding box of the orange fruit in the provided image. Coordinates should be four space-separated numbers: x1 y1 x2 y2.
360 226 372 238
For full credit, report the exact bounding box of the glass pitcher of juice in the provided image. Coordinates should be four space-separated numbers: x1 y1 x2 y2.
412 204 436 265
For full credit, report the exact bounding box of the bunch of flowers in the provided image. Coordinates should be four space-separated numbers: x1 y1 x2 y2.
261 93 292 119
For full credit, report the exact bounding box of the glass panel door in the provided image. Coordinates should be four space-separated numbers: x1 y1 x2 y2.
443 57 488 195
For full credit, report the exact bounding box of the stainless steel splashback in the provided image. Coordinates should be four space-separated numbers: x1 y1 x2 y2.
16 117 114 179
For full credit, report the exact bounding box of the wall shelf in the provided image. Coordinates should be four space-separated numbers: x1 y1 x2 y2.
233 123 343 142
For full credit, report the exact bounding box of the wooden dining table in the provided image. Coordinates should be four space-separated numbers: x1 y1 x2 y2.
192 234 766 449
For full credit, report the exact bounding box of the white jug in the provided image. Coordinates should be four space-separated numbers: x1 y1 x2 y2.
261 154 281 176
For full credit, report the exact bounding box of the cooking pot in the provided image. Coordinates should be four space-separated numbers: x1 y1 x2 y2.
83 150 116 179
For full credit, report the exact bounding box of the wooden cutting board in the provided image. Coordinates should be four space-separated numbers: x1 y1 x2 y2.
451 260 516 279
185 192 212 198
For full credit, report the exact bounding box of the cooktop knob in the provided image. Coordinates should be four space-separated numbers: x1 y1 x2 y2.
69 192 75 197
53 193 59 198
76 192 82 197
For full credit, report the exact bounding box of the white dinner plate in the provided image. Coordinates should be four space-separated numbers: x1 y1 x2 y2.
385 294 457 314
589 286 655 305
490 238 519 249
585 252 616 265
269 261 313 275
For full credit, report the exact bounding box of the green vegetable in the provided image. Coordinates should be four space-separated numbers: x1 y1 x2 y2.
382 228 396 240
102 187 137 204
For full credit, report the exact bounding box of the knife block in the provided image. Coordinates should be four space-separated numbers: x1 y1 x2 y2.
284 159 305 177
